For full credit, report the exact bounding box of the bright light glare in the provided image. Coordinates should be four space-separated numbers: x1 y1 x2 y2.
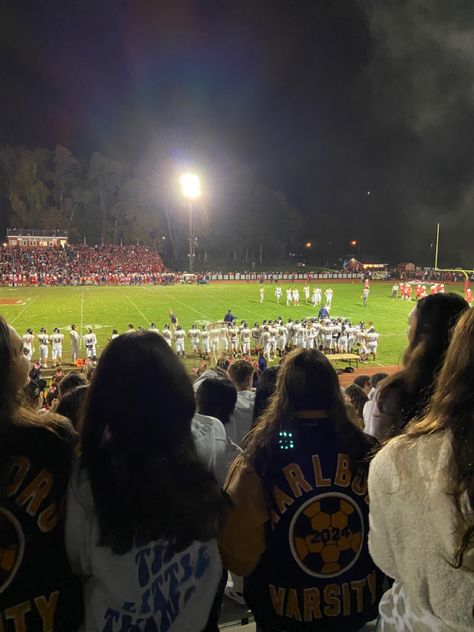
350 240 357 246
305 242 312 248
180 173 201 199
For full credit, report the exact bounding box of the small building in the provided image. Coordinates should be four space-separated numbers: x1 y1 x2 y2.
397 262 416 274
5 228 68 248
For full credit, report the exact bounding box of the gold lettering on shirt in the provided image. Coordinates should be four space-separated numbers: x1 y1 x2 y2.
282 464 313 498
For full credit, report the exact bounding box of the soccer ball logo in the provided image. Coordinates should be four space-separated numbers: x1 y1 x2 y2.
289 493 363 578
0 508 24 594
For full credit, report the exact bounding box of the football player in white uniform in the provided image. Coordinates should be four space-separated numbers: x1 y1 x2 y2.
188 324 200 355
275 285 282 303
303 284 310 304
51 327 64 366
325 287 333 307
83 328 97 363
23 328 34 362
70 324 80 363
174 325 186 356
162 324 173 347
37 328 49 368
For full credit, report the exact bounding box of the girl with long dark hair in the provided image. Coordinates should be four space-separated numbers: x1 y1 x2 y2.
219 348 384 632
369 306 474 630
0 315 82 629
66 331 228 631
365 292 468 440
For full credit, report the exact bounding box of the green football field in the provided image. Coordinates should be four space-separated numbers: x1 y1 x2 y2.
0 281 465 368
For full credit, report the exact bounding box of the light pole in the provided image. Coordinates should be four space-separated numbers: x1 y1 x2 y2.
180 173 201 273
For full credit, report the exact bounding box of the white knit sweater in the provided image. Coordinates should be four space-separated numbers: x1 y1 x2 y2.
368 432 474 631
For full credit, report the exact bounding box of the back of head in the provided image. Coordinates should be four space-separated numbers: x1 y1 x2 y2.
56 385 89 429
353 375 370 391
370 372 388 389
196 378 237 425
246 349 372 488
59 371 88 397
380 292 468 430
81 331 226 554
407 293 468 360
253 366 280 425
228 360 253 389
344 384 368 418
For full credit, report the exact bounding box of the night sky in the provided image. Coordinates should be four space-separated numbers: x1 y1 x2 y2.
1 0 473 266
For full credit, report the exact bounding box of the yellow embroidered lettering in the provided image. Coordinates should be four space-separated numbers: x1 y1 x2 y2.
312 455 331 487
34 591 59 632
16 469 53 517
303 588 321 621
285 588 302 621
334 454 351 487
5 601 30 632
323 584 341 617
269 585 285 616
283 463 313 498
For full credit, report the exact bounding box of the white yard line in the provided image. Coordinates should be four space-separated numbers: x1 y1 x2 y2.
161 293 213 321
10 296 39 325
125 294 150 326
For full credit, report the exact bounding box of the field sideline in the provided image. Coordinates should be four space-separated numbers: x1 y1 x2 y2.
0 281 465 368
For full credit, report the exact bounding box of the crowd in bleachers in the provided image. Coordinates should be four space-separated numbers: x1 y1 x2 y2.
0 244 167 285
1 291 473 631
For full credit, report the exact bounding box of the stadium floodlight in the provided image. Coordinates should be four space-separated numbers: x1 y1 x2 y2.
180 173 201 200
180 173 201 272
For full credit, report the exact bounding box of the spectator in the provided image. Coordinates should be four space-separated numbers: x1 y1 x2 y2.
345 383 369 428
59 370 89 397
252 366 280 427
362 372 388 427
22 376 47 410
56 385 89 430
219 348 384 631
0 315 83 629
66 331 227 631
365 293 468 441
227 360 255 446
368 307 474 630
353 374 371 396
257 351 267 373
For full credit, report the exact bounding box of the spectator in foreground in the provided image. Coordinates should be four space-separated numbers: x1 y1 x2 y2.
365 293 468 441
252 365 280 428
227 360 255 446
362 372 388 427
66 331 228 631
219 348 384 631
59 370 89 397
353 374 371 396
368 306 474 630
195 377 241 486
345 383 369 428
56 384 89 430
0 315 82 630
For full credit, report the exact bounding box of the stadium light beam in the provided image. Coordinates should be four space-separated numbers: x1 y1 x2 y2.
180 173 201 273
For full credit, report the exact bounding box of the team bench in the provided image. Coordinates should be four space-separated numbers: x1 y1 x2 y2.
326 353 360 368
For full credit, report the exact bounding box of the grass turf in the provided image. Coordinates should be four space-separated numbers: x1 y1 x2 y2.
0 281 464 369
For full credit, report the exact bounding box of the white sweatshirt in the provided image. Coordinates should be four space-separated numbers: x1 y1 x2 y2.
368 432 474 631
66 460 222 632
192 412 242 486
